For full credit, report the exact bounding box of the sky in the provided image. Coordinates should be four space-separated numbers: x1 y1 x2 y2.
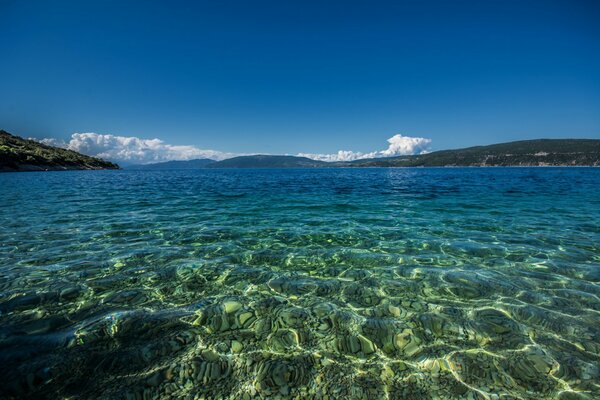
1 0 599 163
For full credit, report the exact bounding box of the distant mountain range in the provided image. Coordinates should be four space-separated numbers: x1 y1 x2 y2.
209 155 327 168
0 130 119 172
126 158 215 170
127 155 328 169
135 139 600 168
2 130 599 172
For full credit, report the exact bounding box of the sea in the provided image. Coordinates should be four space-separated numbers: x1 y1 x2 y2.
0 167 599 399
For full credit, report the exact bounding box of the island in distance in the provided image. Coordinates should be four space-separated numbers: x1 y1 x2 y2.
2 129 599 172
127 158 216 170
132 139 600 169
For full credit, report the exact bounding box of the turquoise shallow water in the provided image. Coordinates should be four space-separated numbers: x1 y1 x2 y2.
0 168 599 399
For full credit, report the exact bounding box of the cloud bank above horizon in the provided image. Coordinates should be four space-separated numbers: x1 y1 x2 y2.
298 134 431 161
38 132 431 164
39 133 239 164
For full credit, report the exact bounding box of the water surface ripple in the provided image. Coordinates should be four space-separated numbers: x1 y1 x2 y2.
0 168 599 399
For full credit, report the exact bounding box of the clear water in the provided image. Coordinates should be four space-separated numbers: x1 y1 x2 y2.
0 168 599 400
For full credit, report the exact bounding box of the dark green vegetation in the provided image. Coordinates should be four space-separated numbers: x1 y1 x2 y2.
200 140 600 168
127 158 215 169
208 155 328 168
350 139 600 167
0 130 119 172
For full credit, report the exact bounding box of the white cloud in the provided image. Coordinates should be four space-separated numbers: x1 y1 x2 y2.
297 134 431 162
36 132 238 164
36 132 431 164
36 137 69 148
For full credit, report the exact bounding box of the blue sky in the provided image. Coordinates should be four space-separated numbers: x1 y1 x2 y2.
1 0 599 162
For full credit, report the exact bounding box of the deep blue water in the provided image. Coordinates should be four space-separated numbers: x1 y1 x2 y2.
0 168 599 399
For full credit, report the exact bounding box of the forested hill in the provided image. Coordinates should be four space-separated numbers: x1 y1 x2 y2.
0 130 119 172
349 139 600 167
